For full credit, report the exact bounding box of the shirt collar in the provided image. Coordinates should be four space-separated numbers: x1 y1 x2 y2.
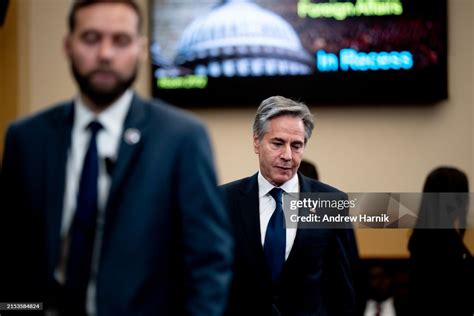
74 89 133 134
258 171 299 198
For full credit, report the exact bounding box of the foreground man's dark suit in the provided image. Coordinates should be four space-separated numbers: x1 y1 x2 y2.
0 94 233 316
221 173 355 316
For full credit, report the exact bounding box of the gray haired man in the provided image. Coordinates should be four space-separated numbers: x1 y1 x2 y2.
221 96 356 315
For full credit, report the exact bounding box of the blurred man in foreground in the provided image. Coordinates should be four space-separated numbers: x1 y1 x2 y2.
0 1 232 315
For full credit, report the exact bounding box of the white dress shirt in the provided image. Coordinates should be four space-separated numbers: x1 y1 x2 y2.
258 171 298 260
56 90 133 316
364 298 396 316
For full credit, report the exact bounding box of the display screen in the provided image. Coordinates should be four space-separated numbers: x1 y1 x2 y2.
150 0 448 106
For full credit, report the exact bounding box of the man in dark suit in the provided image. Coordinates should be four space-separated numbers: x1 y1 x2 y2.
0 1 232 315
221 96 355 316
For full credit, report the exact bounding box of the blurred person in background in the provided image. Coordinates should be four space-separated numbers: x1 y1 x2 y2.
297 159 319 181
408 167 474 316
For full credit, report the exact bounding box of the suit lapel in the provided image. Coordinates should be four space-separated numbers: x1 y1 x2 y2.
45 102 74 275
238 174 270 279
105 94 147 223
284 173 313 268
297 172 313 194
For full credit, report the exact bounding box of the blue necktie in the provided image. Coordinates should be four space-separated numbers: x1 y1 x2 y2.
65 121 102 313
264 187 286 283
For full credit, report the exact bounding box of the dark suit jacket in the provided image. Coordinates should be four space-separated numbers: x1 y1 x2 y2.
0 94 233 316
408 229 474 316
220 173 355 316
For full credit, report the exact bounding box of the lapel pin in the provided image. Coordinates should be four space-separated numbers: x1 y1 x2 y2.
124 128 141 145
